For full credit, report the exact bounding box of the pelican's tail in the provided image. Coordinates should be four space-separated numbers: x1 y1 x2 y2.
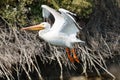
76 39 85 43
70 37 85 44
70 34 85 43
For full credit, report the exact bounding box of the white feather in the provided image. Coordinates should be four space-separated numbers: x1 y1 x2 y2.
39 5 85 48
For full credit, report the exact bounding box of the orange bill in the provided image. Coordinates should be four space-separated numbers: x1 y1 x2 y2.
21 24 44 31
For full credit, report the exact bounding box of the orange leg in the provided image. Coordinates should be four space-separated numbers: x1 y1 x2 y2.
66 48 74 63
71 48 80 63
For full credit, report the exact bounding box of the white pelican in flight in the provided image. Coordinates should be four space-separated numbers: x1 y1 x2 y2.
21 5 84 63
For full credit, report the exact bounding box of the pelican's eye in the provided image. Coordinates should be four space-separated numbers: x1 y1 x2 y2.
40 24 45 27
41 24 45 26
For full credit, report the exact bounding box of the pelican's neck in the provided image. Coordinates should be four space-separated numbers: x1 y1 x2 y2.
38 22 51 39
39 28 50 38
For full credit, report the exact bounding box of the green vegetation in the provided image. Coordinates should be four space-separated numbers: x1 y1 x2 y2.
0 0 93 27
52 0 93 18
0 0 33 26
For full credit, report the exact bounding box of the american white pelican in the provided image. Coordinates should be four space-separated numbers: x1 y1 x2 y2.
21 5 84 63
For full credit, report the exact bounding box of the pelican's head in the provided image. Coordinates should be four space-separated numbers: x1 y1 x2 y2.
21 22 50 31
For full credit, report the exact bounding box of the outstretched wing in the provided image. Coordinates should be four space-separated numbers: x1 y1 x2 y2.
58 8 82 35
41 5 81 35
41 5 65 31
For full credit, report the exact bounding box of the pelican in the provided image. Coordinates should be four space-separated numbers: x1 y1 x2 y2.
21 5 84 63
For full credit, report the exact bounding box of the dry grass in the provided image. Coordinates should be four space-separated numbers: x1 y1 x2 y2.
0 21 76 79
